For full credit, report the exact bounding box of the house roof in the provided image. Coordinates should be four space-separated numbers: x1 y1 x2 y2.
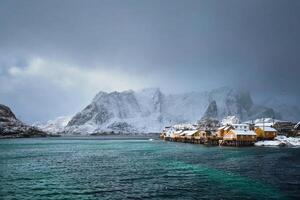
182 130 198 136
256 126 277 132
232 123 250 127
231 129 256 136
295 122 300 130
173 123 196 130
218 125 227 130
174 130 183 135
205 130 213 135
255 123 274 127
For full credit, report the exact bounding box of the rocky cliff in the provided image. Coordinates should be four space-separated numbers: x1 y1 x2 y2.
0 104 47 138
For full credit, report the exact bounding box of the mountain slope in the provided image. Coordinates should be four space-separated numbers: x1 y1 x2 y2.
66 88 164 134
64 87 292 135
0 104 47 138
33 116 71 134
263 97 300 122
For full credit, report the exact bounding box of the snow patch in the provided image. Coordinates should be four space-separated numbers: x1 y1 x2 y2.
255 136 300 147
34 116 71 133
221 116 240 125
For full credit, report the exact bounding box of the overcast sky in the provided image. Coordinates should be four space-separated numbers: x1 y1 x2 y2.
0 0 299 123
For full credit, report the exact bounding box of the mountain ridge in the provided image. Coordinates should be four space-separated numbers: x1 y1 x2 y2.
61 87 299 135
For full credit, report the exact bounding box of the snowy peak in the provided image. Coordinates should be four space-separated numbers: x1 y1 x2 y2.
200 87 277 121
0 104 17 120
68 90 140 127
66 88 165 134
34 116 71 134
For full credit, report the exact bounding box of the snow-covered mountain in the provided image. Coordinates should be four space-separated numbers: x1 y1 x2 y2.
64 87 296 135
65 88 165 134
33 116 71 134
0 104 47 138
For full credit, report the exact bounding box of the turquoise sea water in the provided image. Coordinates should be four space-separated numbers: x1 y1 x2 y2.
0 137 300 200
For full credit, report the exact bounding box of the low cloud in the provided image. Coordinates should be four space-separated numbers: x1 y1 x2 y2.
0 57 154 123
5 57 150 93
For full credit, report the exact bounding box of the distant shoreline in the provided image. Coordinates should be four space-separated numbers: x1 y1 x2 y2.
0 133 160 140
0 134 60 139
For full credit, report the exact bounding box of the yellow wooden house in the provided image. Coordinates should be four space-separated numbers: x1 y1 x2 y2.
223 129 257 142
183 130 201 140
172 130 183 140
254 126 277 140
160 132 166 139
217 125 234 138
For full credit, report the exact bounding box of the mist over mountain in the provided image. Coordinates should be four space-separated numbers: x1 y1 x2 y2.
63 87 299 134
262 97 300 122
33 116 71 134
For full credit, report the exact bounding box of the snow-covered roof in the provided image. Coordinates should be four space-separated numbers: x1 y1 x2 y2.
182 130 199 136
231 129 256 136
174 130 183 135
180 132 186 136
172 123 196 130
255 123 274 127
264 127 277 132
232 123 249 127
256 126 277 132
295 122 300 129
218 126 227 130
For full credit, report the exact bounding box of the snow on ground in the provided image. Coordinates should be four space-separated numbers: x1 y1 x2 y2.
254 118 277 124
255 135 300 147
255 140 285 147
221 116 240 125
276 136 300 146
172 123 197 130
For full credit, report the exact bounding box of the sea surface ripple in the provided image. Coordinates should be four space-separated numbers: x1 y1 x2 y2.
1 137 300 200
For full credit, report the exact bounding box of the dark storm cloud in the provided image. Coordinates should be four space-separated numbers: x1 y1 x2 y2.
0 0 299 122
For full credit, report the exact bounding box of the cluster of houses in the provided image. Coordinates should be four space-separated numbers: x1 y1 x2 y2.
160 117 300 147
